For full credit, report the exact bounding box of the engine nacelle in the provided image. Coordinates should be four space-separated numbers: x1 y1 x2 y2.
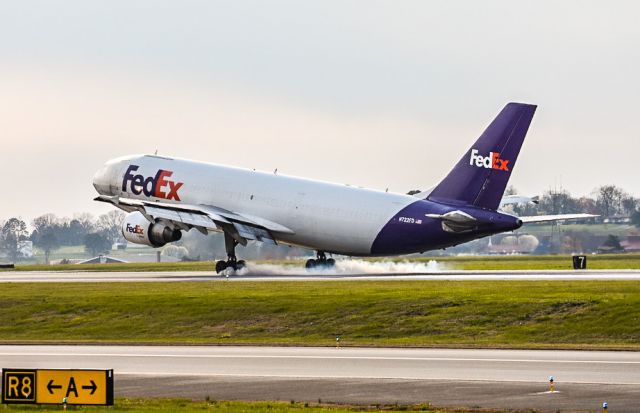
122 211 182 247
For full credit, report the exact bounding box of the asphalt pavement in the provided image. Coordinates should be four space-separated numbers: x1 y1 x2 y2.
1 346 638 412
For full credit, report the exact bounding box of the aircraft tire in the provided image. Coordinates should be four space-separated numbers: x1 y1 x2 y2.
326 258 336 267
305 259 317 269
215 260 228 274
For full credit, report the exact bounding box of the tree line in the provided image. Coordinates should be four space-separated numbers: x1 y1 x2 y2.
0 211 125 263
507 184 638 219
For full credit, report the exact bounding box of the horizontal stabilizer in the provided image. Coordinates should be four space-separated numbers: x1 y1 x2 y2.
500 195 539 207
519 213 598 224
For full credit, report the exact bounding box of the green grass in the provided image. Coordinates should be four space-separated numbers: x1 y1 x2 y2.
5 253 640 272
1 398 518 413
412 253 640 270
6 261 218 272
1 281 639 349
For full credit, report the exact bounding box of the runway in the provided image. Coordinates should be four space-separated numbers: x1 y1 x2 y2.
2 346 639 411
1 269 640 282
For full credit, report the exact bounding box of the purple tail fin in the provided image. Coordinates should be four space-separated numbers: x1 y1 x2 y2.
427 102 537 210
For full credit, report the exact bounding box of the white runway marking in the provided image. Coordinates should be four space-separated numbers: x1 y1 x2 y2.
1 269 640 282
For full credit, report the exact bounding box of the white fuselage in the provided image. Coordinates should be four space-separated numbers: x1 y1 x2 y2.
93 154 417 255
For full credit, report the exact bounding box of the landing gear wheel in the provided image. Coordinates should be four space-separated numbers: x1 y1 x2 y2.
215 260 228 274
215 231 247 275
305 252 335 270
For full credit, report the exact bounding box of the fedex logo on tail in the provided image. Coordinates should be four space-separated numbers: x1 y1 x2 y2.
122 165 183 201
469 149 510 171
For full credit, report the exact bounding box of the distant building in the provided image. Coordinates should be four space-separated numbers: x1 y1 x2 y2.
77 255 128 264
603 215 631 224
620 236 640 253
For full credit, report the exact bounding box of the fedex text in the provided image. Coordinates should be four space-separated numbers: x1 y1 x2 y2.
469 149 509 171
122 165 183 200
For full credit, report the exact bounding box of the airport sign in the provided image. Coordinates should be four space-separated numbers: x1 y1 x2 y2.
2 369 113 406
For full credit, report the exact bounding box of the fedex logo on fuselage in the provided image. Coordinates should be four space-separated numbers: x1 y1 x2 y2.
126 223 144 235
469 149 510 171
122 165 183 201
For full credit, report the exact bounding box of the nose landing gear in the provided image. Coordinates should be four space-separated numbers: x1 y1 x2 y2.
305 251 336 270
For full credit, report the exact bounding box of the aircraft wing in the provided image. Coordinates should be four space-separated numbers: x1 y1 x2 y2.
94 195 294 246
519 213 598 224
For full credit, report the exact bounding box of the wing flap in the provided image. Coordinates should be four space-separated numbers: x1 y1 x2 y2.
94 195 292 245
233 222 277 245
145 205 219 229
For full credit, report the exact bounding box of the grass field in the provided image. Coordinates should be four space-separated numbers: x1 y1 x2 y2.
0 280 638 349
0 398 515 413
4 252 640 272
417 253 640 270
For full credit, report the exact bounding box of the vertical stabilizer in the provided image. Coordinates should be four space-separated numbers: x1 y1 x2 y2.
427 102 537 210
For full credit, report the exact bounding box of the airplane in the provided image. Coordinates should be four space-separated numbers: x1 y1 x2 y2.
92 102 596 273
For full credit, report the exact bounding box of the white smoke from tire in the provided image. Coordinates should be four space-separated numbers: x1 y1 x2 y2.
234 259 445 276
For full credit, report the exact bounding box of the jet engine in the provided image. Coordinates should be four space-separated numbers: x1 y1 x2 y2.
122 211 182 247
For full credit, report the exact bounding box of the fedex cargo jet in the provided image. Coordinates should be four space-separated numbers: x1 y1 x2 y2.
93 103 594 273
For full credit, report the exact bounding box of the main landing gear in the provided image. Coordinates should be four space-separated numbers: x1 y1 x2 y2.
215 232 246 274
305 251 336 270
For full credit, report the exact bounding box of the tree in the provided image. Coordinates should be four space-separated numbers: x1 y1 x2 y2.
35 232 60 264
83 233 112 257
537 189 579 215
631 210 640 228
31 213 58 236
1 218 28 261
504 185 518 196
66 218 93 245
602 234 624 252
621 196 638 216
576 197 598 215
595 185 625 218
96 210 125 243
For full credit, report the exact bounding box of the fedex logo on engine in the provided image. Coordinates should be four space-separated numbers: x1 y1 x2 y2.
469 149 510 171
122 165 183 201
126 223 144 235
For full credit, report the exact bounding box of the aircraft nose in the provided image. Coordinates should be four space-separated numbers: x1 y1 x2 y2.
92 164 114 195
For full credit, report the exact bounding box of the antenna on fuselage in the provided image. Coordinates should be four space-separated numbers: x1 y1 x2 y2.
274 168 278 175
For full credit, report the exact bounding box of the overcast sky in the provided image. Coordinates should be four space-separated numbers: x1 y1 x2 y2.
1 1 638 221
